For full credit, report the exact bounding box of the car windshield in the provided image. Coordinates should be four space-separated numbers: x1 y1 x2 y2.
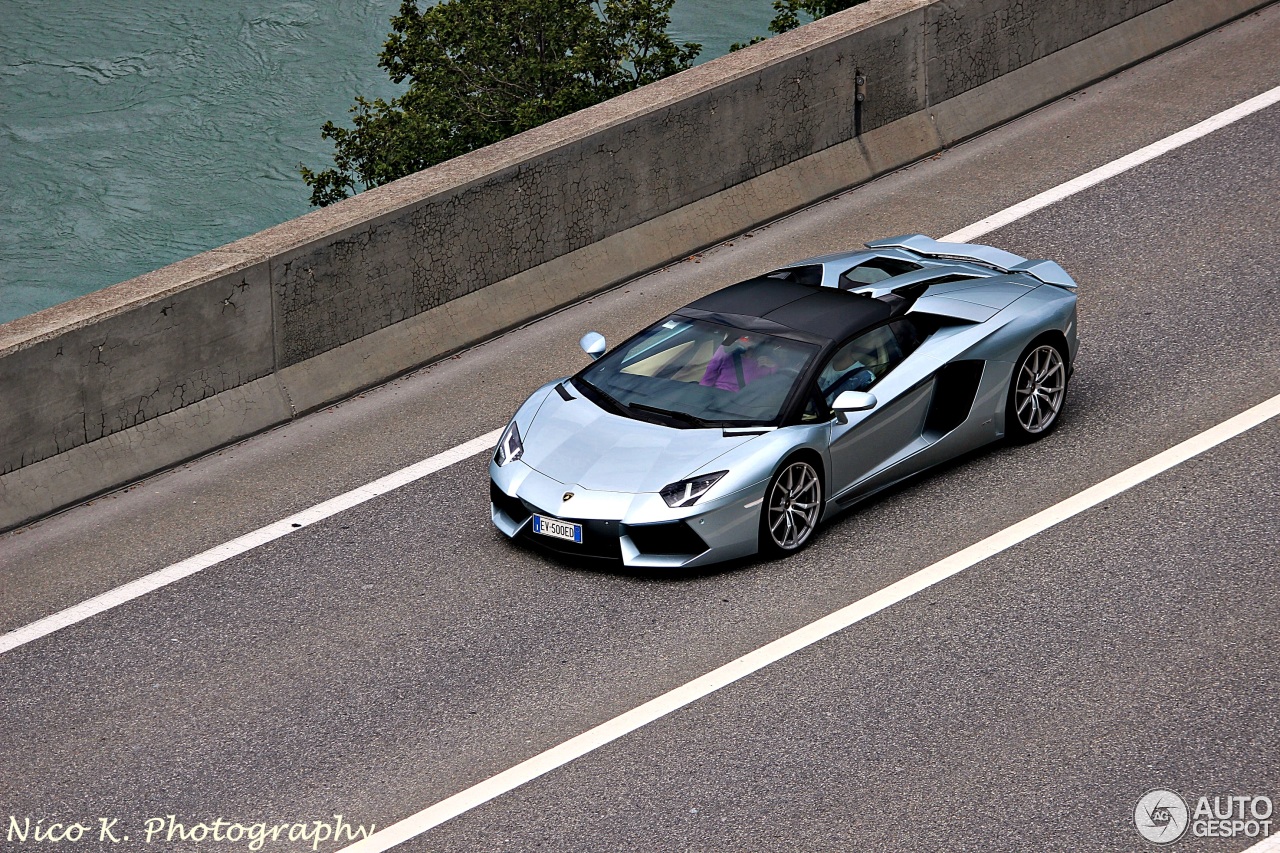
575 317 818 427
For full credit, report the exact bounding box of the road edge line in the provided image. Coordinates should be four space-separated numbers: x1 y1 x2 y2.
337 393 1280 852
945 84 1280 242
0 429 504 656
5 85 1278 657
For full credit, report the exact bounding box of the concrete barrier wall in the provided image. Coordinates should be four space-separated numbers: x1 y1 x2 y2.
0 0 1266 530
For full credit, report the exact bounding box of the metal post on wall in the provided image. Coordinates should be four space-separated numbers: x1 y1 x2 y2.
855 67 867 136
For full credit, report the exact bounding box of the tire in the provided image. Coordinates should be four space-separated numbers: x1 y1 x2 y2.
1006 339 1068 442
759 457 823 556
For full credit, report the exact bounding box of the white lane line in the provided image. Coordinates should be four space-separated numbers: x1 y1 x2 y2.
5 84 1278 659
0 429 504 656
338 394 1280 853
1238 833 1280 853
945 84 1280 243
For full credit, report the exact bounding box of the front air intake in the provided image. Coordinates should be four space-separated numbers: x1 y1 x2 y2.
625 521 709 558
490 481 531 525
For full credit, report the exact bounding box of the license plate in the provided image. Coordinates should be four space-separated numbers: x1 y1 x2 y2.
532 514 583 544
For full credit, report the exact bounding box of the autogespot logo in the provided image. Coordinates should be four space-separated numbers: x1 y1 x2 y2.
1133 789 1276 844
1135 789 1190 844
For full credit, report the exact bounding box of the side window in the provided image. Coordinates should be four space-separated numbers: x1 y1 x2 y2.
889 318 923 359
816 325 907 406
837 258 922 289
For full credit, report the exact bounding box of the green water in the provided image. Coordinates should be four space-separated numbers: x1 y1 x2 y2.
0 1 777 324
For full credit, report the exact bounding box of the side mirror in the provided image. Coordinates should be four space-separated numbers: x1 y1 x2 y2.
832 390 877 412
580 332 607 360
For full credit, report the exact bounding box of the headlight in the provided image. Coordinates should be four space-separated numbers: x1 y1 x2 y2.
494 420 524 467
660 471 727 508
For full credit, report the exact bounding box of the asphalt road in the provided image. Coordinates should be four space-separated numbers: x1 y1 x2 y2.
1 7 1277 853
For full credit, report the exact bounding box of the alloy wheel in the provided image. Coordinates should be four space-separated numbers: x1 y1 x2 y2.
766 461 821 550
1014 344 1066 434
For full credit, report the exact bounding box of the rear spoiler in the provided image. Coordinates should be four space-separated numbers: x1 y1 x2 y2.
866 234 1077 289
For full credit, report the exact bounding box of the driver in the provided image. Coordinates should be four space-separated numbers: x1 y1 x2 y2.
819 346 876 405
700 332 778 392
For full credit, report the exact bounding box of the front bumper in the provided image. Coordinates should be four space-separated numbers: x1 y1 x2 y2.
489 459 764 569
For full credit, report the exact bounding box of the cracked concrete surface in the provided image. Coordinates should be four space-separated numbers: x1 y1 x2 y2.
926 0 1171 99
1 261 274 480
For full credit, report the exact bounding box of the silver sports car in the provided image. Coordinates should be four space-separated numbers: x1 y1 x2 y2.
490 235 1078 567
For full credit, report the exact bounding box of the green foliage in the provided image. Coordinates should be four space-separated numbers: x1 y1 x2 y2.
767 0 870 34
730 0 869 51
302 0 700 207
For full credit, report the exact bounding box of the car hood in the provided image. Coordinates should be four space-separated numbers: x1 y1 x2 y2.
521 392 755 493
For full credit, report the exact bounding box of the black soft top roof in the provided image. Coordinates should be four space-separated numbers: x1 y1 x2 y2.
682 277 892 344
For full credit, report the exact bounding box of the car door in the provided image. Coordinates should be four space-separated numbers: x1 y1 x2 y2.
819 320 934 499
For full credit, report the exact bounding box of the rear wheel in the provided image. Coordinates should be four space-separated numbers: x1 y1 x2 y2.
760 458 823 556
1007 340 1068 441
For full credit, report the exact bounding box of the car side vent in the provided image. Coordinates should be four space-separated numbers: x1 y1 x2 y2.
924 361 985 435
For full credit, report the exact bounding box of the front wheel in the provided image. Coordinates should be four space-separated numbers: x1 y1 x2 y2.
760 458 823 556
1007 341 1068 441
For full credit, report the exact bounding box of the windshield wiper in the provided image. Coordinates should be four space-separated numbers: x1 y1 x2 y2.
573 378 630 417
627 403 712 429
575 381 711 428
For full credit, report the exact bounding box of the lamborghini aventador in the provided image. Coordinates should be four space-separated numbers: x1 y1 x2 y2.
489 235 1079 567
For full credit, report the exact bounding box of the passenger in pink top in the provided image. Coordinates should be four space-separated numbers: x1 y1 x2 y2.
700 333 778 391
